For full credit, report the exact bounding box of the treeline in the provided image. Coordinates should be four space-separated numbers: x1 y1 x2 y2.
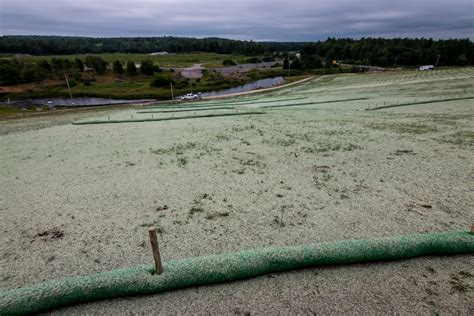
297 38 473 68
1 36 473 67
0 35 290 55
0 56 160 86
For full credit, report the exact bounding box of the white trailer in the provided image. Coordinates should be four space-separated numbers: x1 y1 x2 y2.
417 65 434 71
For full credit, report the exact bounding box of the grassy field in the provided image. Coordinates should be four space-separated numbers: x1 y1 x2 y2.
14 52 250 68
1 67 473 314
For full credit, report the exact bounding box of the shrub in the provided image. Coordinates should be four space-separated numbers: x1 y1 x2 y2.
126 61 137 76
150 73 172 87
222 59 237 66
85 56 107 74
262 56 275 62
112 60 124 75
246 57 262 64
140 59 155 75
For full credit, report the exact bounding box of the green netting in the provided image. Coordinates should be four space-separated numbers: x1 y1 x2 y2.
1 230 473 314
145 97 307 109
262 97 369 109
72 111 265 125
367 96 474 110
137 106 235 114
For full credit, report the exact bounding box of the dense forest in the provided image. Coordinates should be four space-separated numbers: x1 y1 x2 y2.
297 38 473 68
1 36 473 86
0 36 290 55
1 36 472 67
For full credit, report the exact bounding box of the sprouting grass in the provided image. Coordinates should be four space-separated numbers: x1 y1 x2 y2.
275 138 297 146
262 97 369 109
177 156 188 167
151 142 220 161
137 106 235 114
151 142 198 155
72 111 265 125
189 206 204 215
302 142 362 153
450 274 473 293
436 131 474 147
366 122 438 135
0 106 25 117
367 96 474 111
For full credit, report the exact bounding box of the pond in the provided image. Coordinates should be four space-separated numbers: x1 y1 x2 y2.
6 97 154 108
201 76 284 97
4 77 285 107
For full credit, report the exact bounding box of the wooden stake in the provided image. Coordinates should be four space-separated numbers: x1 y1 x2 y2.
148 227 163 274
470 224 474 234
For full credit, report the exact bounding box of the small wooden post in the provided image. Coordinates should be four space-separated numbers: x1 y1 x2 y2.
470 224 474 234
148 227 163 274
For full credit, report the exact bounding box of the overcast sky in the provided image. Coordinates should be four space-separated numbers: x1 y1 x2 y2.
1 0 473 41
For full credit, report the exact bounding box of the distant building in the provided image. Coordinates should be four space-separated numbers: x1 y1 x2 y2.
150 52 169 56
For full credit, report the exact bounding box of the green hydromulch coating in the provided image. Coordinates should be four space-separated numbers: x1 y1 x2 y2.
263 97 370 108
72 111 265 125
147 103 231 109
137 106 235 114
1 230 473 314
367 96 474 110
147 97 307 109
220 97 308 106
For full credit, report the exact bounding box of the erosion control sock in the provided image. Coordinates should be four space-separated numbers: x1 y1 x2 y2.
1 230 473 314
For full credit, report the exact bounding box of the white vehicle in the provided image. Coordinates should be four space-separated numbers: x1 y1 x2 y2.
416 65 434 71
181 93 200 100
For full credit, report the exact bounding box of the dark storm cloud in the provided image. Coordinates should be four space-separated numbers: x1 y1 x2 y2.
1 0 473 40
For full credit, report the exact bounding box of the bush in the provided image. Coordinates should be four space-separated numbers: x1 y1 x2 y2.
0 60 50 85
222 59 237 66
126 61 136 76
173 79 189 89
85 56 107 74
112 60 124 75
22 63 50 83
75 58 84 72
246 57 262 64
83 77 96 86
141 59 155 75
150 73 172 87
262 56 275 62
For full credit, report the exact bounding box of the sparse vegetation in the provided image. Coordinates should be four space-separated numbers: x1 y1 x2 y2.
189 206 204 215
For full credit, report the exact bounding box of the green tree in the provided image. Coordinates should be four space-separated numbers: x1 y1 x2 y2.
51 58 71 73
126 61 137 76
291 58 304 70
456 54 468 66
0 59 22 85
85 56 107 74
113 60 124 75
222 59 237 66
75 58 84 72
22 63 48 83
38 60 52 72
140 59 155 75
150 73 172 87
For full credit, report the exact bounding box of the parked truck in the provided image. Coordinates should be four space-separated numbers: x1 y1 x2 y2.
180 93 201 100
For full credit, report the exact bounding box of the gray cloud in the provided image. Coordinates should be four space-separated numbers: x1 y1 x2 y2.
1 0 473 40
